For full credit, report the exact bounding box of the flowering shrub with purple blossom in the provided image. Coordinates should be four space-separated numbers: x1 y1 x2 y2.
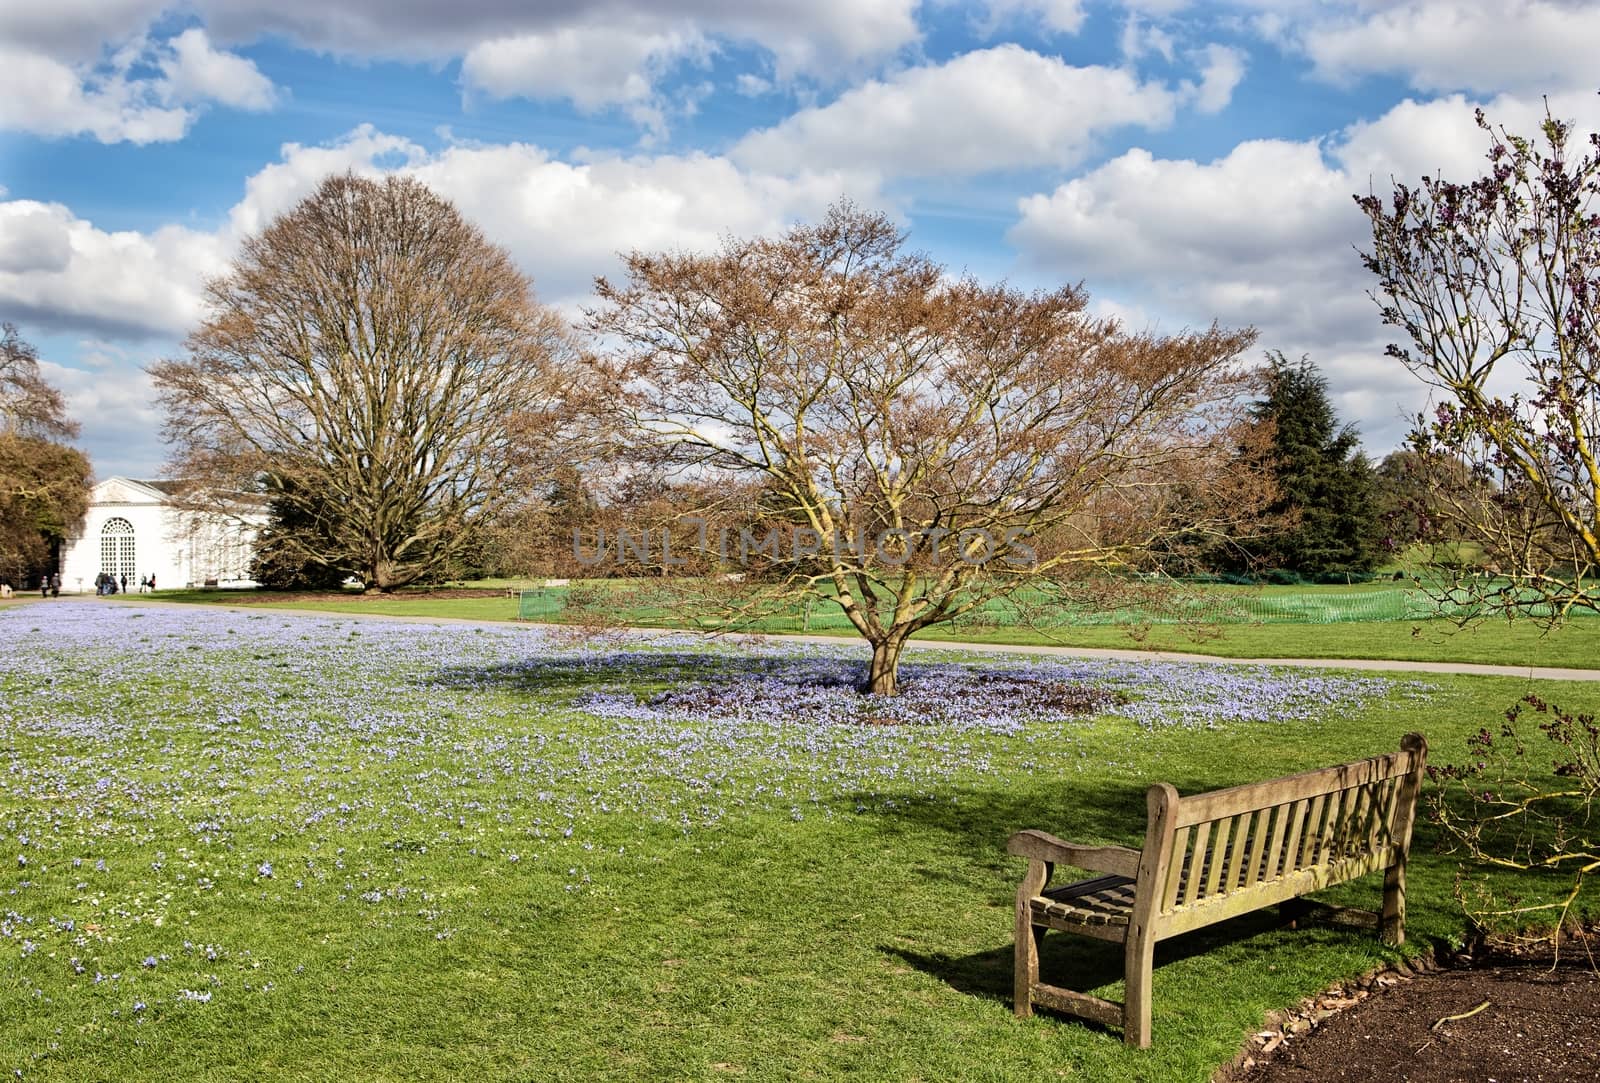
0 602 1433 1079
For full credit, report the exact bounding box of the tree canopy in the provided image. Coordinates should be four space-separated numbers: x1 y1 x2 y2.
151 174 594 592
1357 104 1600 615
0 323 91 584
590 203 1264 693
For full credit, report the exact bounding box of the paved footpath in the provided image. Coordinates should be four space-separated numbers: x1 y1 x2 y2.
32 595 1600 682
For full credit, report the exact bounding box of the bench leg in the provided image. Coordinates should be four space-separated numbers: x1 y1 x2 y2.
1015 915 1043 1018
1122 925 1155 1048
1015 860 1050 1018
1381 861 1406 945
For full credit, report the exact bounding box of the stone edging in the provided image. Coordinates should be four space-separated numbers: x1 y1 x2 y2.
1212 950 1449 1081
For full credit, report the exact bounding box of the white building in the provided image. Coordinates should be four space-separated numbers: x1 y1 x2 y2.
59 477 266 592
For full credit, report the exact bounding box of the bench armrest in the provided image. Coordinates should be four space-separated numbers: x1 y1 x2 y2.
1007 829 1141 879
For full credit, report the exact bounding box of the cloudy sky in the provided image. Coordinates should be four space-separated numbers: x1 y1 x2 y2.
3 0 1598 479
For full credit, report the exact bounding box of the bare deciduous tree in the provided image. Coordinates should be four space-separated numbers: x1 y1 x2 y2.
589 203 1265 694
1357 104 1600 617
1 323 90 583
152 174 593 592
2 323 78 442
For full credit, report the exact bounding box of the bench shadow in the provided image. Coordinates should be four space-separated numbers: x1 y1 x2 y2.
847 780 1404 1027
885 907 1291 1011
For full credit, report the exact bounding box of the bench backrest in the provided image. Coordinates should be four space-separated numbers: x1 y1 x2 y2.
1133 735 1427 937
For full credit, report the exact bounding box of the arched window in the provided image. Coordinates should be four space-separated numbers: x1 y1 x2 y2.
100 518 136 581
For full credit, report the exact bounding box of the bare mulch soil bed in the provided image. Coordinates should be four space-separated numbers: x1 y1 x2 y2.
1224 938 1600 1083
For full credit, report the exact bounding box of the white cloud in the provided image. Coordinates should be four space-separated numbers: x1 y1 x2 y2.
188 0 921 75
1007 135 1387 449
1120 16 1177 62
2 125 881 347
407 144 876 302
161 28 278 111
1289 0 1600 95
0 203 77 274
977 0 1089 34
1008 88 1600 451
1189 44 1246 115
732 45 1187 178
216 126 868 303
1339 89 1600 188
225 126 430 239
0 27 278 144
736 73 774 97
0 199 227 338
462 22 710 134
1012 138 1358 319
0 44 192 145
0 1 918 142
0 0 167 62
43 359 169 478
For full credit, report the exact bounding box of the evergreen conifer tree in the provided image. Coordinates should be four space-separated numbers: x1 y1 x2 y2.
1249 352 1380 577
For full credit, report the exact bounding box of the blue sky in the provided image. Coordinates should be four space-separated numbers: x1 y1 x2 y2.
3 0 1599 479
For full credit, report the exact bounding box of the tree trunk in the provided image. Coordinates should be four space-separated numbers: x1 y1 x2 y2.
867 637 904 696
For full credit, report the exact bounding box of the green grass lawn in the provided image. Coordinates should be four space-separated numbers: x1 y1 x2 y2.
143 586 1600 670
1 601 1593 1080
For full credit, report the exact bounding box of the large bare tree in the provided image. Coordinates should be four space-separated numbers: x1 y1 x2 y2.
590 204 1264 694
1357 104 1600 617
1 323 90 584
152 174 588 592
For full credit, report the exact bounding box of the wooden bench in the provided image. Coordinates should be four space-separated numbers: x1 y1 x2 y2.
1008 734 1427 1048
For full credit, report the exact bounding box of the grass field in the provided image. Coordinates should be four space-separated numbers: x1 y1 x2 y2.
136 585 1600 670
1 601 1592 1081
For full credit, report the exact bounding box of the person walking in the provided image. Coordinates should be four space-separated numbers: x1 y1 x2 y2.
147 573 156 592
49 573 60 598
119 573 128 594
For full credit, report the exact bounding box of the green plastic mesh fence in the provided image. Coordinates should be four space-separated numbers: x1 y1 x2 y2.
516 589 566 620
517 583 1593 628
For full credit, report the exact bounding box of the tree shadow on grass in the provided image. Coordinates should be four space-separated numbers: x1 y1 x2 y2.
425 644 874 698
424 644 1133 717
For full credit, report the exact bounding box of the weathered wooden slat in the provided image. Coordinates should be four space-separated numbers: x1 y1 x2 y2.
1281 796 1311 873
1356 780 1382 857
1007 830 1142 877
1227 809 1257 890
1180 820 1211 908
1370 776 1399 851
1314 788 1344 866
1156 850 1398 937
1203 816 1234 898
1350 781 1378 857
1171 748 1422 828
1162 825 1190 911
1261 801 1291 882
1031 982 1125 1028
1243 808 1271 889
